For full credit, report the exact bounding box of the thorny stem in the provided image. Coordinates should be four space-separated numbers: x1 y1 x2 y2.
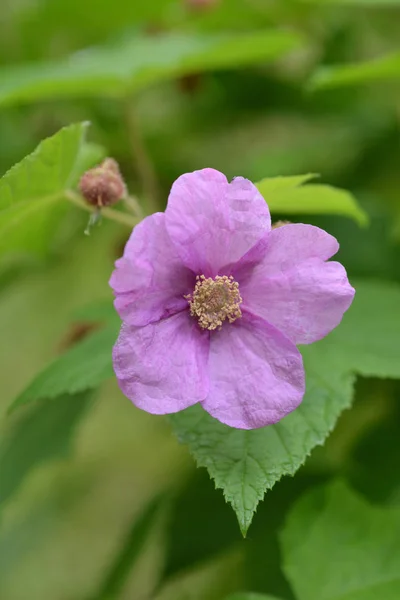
65 190 140 229
123 97 159 213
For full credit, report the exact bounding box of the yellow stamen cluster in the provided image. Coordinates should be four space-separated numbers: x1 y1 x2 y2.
185 275 242 331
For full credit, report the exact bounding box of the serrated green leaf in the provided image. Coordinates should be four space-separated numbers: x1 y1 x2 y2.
170 355 354 537
0 122 89 262
309 51 400 91
256 176 368 226
0 390 92 507
0 30 303 106
281 480 400 600
8 324 118 414
170 280 400 535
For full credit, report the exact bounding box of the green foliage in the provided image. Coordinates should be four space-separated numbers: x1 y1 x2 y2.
0 30 303 107
310 52 400 90
0 122 89 263
256 175 368 225
0 390 92 507
170 280 400 535
8 323 118 413
281 480 400 600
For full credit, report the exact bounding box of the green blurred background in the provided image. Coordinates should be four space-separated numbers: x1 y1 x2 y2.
1 1 400 599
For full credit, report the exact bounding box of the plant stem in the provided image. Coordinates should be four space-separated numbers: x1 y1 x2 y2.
123 98 159 213
65 190 139 229
124 194 145 218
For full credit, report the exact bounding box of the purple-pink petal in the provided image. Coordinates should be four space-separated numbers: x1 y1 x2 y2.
165 168 271 276
110 213 194 327
201 311 305 429
113 312 210 414
240 224 355 345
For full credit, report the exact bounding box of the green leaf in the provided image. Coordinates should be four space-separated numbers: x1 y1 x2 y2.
170 280 400 535
170 360 354 537
0 30 303 106
256 176 368 226
0 390 92 507
0 122 89 262
309 51 400 91
255 174 318 195
8 324 118 414
281 480 400 600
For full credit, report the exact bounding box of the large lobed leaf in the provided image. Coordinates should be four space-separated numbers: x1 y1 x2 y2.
0 30 303 107
0 122 89 262
281 480 400 600
170 280 400 535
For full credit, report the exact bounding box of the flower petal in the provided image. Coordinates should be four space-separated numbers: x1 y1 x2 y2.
110 213 194 326
258 223 339 272
165 168 271 275
239 224 355 345
202 312 305 429
113 312 209 414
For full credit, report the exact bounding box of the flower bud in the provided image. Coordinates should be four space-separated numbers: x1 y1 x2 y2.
79 158 127 208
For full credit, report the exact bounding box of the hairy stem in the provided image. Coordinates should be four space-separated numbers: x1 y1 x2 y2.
124 194 145 218
65 190 139 228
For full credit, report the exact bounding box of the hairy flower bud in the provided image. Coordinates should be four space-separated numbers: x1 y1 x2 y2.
79 158 126 208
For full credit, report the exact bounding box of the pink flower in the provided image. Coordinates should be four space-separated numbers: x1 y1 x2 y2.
110 169 354 429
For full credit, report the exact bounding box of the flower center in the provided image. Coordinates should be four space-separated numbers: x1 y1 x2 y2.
185 275 242 331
